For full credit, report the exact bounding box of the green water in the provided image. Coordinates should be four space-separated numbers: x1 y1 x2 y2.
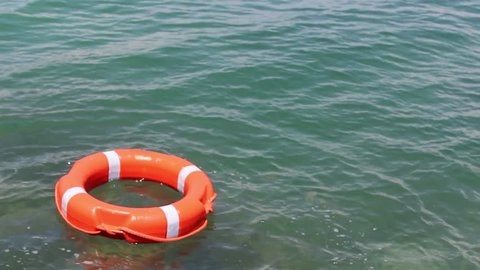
1 0 479 269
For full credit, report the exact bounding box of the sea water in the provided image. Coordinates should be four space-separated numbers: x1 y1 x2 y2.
0 1 479 269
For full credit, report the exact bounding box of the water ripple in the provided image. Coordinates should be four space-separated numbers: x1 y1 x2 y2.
0 0 479 269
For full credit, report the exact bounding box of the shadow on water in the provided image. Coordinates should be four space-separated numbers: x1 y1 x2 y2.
61 218 205 270
57 179 208 269
89 179 183 208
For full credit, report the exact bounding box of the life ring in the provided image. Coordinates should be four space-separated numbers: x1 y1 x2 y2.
54 149 217 243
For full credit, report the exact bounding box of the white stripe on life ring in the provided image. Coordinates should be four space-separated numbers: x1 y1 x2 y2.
177 165 200 193
103 151 120 181
61 187 86 216
160 205 180 238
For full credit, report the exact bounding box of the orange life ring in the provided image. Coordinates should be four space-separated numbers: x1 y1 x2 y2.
54 149 217 243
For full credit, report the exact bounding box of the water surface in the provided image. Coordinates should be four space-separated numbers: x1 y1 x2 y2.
0 0 479 269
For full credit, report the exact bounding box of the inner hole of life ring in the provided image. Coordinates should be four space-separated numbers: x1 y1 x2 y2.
89 179 183 208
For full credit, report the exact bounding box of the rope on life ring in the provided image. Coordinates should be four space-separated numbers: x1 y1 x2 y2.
54 149 216 243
